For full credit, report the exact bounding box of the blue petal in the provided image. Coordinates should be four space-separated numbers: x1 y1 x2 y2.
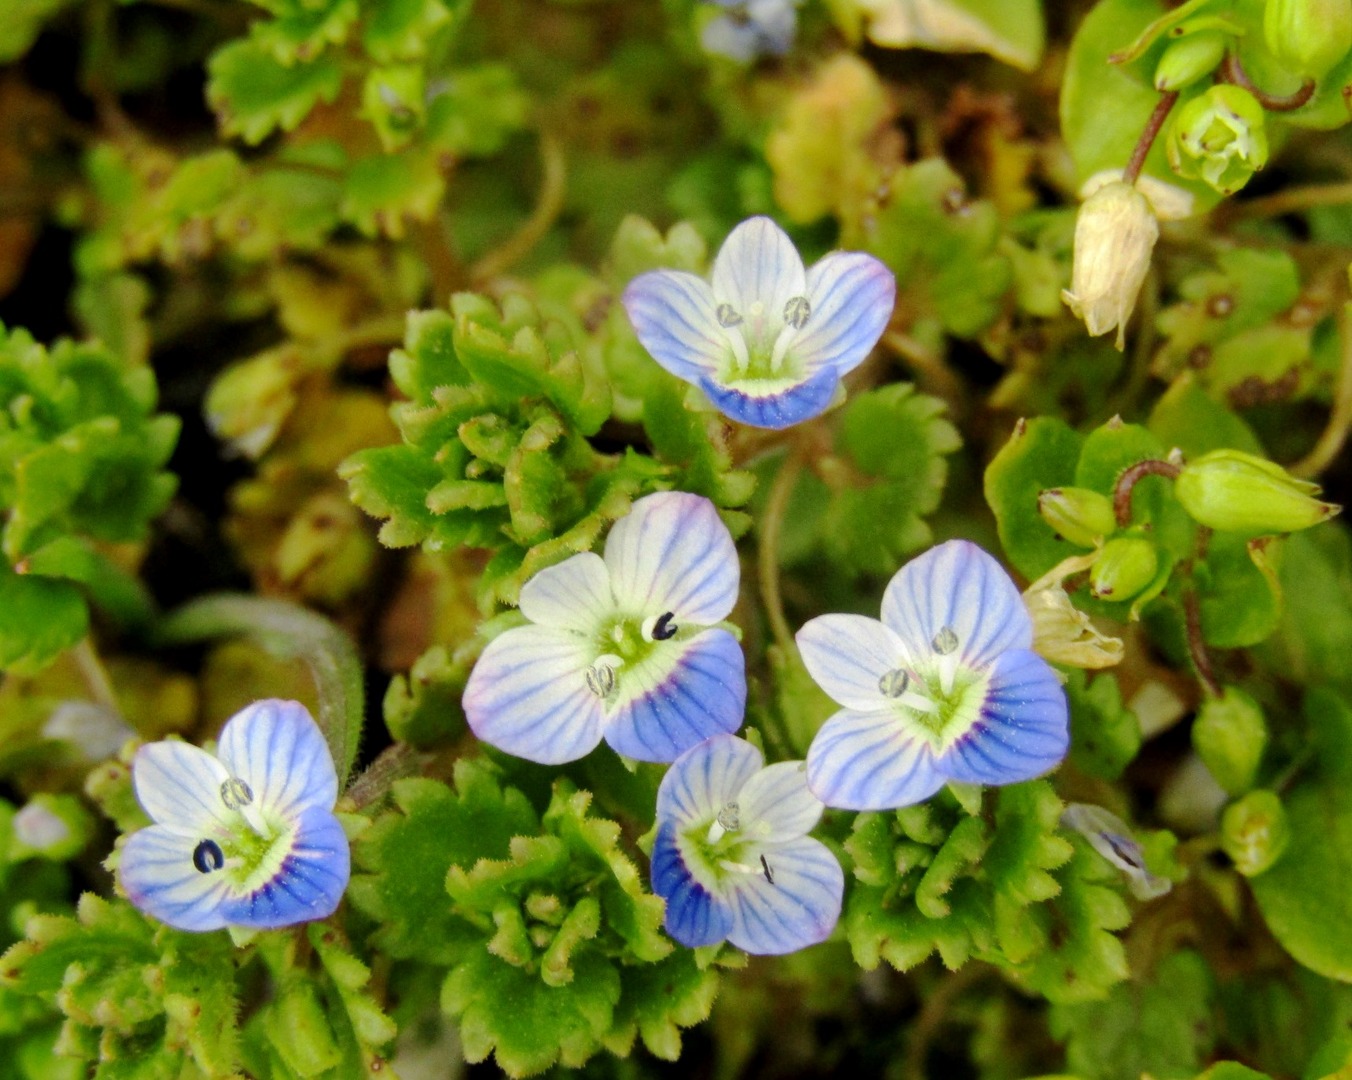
795 613 907 712
737 761 822 842
723 837 843 955
938 648 1069 786
711 217 806 318
651 821 734 948
880 540 1033 669
604 491 739 625
700 3 797 60
806 709 945 811
518 551 614 634
216 700 338 821
463 625 606 765
622 270 729 384
793 252 895 378
220 806 350 930
656 733 762 826
698 363 839 430
604 628 746 762
120 825 232 932
132 740 232 833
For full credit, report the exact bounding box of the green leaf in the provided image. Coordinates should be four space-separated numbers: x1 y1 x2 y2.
360 0 455 62
381 644 469 747
250 0 359 65
0 0 78 62
1065 669 1143 780
207 39 344 145
0 570 87 676
835 0 1045 70
424 65 530 158
1148 377 1264 459
602 952 720 1062
341 151 446 238
984 416 1084 581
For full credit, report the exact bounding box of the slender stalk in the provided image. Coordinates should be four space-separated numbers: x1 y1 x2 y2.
1218 52 1315 112
758 452 804 656
1293 301 1352 478
72 638 122 716
1229 180 1352 221
1123 92 1179 186
341 743 428 812
1112 458 1181 527
1183 586 1221 698
470 133 568 284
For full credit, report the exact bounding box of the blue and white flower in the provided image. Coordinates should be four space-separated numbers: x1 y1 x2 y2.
622 216 895 430
1060 803 1171 900
797 540 1070 811
651 734 843 954
700 0 801 62
463 491 746 764
119 699 350 933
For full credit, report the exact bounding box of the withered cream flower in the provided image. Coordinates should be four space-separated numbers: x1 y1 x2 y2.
1062 179 1160 350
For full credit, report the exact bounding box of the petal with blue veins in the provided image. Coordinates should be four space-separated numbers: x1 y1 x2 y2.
651 821 735 948
604 491 739 625
605 628 746 762
795 613 909 712
711 217 807 319
216 700 338 821
698 363 839 430
736 761 822 843
133 739 233 833
792 252 895 378
220 805 350 930
807 709 946 811
463 625 606 765
881 540 1032 669
722 837 843 955
518 551 614 634
656 732 762 827
622 270 729 384
938 648 1069 786
119 825 232 932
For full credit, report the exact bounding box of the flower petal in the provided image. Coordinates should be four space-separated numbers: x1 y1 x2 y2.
215 700 338 821
736 761 822 843
806 709 945 811
622 270 729 383
517 551 615 634
880 540 1032 668
119 825 232 932
656 732 763 827
603 491 739 624
698 363 839 430
463 625 606 765
795 613 908 712
219 805 350 929
132 739 233 833
604 628 746 763
938 648 1069 786
651 820 735 948
792 252 895 377
711 217 807 318
723 837 843 955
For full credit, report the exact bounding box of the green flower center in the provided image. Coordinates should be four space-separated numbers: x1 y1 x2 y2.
714 296 811 384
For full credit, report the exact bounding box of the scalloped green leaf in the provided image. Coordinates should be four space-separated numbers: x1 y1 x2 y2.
207 39 344 146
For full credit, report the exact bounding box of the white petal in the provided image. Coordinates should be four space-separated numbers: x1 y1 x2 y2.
462 625 606 765
723 837 843 955
622 270 730 383
216 700 338 820
603 491 740 624
791 252 895 376
806 709 945 811
120 826 232 932
880 540 1032 669
656 733 763 827
132 739 232 834
219 806 350 929
518 551 615 633
795 613 909 711
737 761 822 843
711 217 807 318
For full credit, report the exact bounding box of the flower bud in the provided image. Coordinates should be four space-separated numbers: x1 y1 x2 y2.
1089 535 1158 602
1221 789 1289 876
12 795 93 861
1264 0 1352 78
1174 449 1340 535
1166 85 1269 196
1154 31 1228 91
1192 686 1267 795
1024 552 1125 669
1061 180 1160 350
1038 487 1118 548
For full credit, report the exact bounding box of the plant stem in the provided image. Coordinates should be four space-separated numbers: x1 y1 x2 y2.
1183 585 1221 698
341 743 428 811
72 638 122 716
1228 180 1352 220
470 133 568 284
1123 92 1179 186
1112 458 1181 527
758 452 803 656
1218 52 1315 112
1293 301 1352 478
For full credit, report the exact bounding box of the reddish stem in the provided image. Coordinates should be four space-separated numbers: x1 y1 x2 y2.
1184 587 1222 697
1112 458 1182 527
1218 52 1316 111
1124 92 1180 185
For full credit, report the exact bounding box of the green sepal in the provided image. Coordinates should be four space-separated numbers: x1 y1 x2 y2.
1194 685 1271 795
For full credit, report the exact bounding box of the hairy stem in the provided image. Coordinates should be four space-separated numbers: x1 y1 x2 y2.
1112 458 1181 527
1183 586 1221 698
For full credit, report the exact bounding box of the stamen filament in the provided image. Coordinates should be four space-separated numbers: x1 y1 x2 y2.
769 325 797 372
727 330 750 373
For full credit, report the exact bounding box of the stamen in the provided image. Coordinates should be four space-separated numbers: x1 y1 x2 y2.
768 324 797 372
931 626 959 655
220 777 254 810
931 625 960 695
717 858 760 875
878 669 911 698
716 303 743 328
706 800 741 844
193 838 225 874
783 295 811 329
727 328 750 373
651 612 678 640
760 854 775 884
585 663 616 698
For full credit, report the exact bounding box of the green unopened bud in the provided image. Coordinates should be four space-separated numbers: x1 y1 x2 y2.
1154 31 1228 91
1089 535 1158 601
1167 85 1269 196
1221 789 1289 876
1174 449 1340 535
1061 179 1160 349
1038 487 1118 548
1192 687 1267 795
1265 0 1352 78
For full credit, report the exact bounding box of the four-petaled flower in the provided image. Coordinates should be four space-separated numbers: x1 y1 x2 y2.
650 734 843 954
622 216 895 430
463 491 746 764
701 0 801 62
797 540 1069 810
119 699 350 932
